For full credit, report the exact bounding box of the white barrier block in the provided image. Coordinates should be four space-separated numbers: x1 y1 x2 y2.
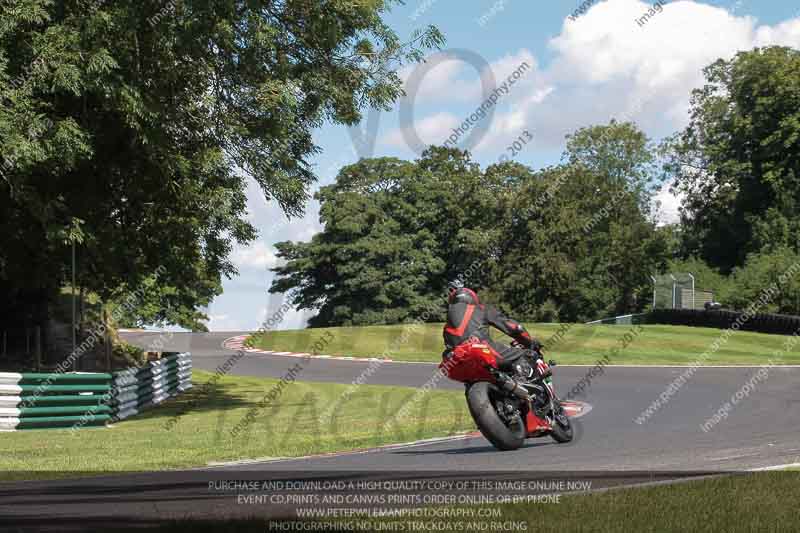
0 396 22 408
0 417 21 430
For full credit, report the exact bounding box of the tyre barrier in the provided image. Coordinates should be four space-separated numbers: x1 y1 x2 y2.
0 352 192 431
112 352 192 421
647 309 800 336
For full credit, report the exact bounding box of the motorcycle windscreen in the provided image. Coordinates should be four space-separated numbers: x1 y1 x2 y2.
439 343 498 383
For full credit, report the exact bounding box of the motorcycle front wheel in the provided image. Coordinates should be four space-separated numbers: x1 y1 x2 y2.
549 400 574 443
466 382 525 451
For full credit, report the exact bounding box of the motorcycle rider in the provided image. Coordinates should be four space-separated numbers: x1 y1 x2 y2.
443 283 543 372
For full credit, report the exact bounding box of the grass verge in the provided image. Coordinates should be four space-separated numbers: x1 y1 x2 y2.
0 370 472 478
247 323 800 365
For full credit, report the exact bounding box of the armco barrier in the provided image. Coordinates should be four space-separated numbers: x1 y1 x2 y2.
586 313 649 325
0 352 192 431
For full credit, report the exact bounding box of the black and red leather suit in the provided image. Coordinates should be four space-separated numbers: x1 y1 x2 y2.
443 287 538 368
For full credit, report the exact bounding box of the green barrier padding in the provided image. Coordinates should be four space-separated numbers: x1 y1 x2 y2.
17 384 111 393
16 414 112 429
17 394 110 406
1 353 191 429
19 405 113 416
18 373 112 382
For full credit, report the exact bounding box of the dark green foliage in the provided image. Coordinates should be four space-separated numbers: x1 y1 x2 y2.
666 46 800 273
0 0 443 331
668 257 731 298
271 149 484 327
272 126 670 326
721 247 800 315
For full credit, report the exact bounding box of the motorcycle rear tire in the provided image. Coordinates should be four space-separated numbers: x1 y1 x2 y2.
466 382 525 451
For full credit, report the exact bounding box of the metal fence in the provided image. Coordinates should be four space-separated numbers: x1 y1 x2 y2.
651 273 713 310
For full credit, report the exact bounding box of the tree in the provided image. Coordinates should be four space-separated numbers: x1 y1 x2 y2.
494 163 667 322
0 0 443 331
563 119 660 205
665 46 800 273
723 247 800 314
534 121 667 320
271 148 494 327
271 132 669 326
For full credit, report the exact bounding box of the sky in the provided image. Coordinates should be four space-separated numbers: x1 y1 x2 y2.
200 0 800 332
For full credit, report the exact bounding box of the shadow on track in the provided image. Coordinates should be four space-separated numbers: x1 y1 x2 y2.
392 441 553 456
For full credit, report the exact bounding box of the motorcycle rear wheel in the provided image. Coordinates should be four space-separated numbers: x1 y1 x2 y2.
466 382 525 451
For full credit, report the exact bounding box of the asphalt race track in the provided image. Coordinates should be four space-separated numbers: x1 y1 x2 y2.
116 331 800 472
1 330 799 530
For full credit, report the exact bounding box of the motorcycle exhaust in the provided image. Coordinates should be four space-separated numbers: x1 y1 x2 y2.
494 372 532 401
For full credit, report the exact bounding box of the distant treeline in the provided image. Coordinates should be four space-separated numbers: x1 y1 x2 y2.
272 47 800 327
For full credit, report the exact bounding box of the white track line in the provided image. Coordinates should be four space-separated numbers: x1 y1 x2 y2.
561 364 800 368
221 336 800 368
203 433 482 468
750 462 800 471
574 463 800 498
204 433 791 476
221 335 389 363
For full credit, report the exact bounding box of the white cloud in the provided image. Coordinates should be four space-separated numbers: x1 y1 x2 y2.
530 0 800 144
487 49 539 87
231 241 278 270
472 85 554 152
383 49 548 151
398 58 469 102
396 48 539 104
205 313 241 331
544 0 763 131
381 111 461 149
390 1 800 152
754 16 800 46
203 310 257 332
653 181 683 226
257 304 312 331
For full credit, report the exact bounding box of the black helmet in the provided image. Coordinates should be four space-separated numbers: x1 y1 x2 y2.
448 286 480 305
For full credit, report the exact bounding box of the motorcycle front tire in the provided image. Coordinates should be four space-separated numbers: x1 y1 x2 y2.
549 401 574 443
466 382 525 451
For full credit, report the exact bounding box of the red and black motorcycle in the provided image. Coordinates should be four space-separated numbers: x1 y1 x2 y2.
440 341 573 451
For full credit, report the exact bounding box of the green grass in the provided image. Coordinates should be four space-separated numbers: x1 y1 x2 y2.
125 473 800 533
0 370 472 477
247 323 800 365
350 472 800 533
